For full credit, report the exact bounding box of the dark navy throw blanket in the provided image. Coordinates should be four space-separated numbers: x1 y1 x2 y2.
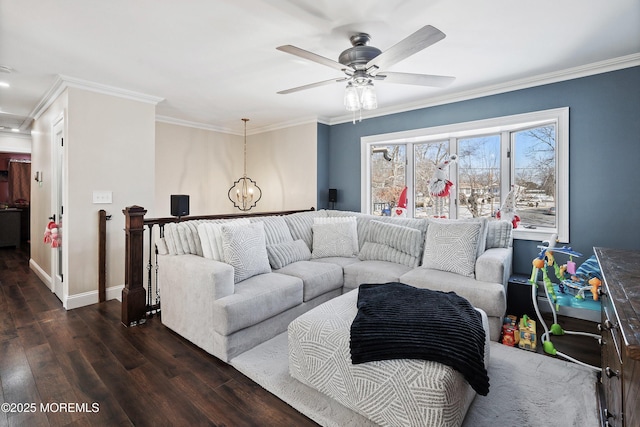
350 282 490 396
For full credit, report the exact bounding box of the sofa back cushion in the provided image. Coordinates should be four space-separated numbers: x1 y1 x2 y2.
250 216 294 245
358 220 424 268
325 210 428 251
164 219 225 256
283 210 328 250
422 220 483 278
486 220 513 248
221 221 271 283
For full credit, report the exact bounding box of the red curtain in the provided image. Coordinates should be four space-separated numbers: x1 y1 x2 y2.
8 161 30 204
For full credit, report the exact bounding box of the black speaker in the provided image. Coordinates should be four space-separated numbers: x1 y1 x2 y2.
328 189 338 203
171 195 190 217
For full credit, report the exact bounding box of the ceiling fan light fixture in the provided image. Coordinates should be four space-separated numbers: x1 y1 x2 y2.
344 83 361 111
277 25 452 121
361 82 377 110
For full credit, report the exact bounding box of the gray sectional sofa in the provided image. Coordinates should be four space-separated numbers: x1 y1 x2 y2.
157 209 512 362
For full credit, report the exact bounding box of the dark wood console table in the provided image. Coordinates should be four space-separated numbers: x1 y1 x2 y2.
595 247 640 427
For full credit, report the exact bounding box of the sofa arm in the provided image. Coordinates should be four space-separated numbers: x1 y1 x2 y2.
475 247 513 288
159 254 235 300
158 254 235 355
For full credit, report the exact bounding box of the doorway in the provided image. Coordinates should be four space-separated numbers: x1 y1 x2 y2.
51 116 65 302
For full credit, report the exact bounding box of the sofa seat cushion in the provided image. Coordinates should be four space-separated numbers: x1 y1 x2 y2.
343 260 412 291
311 256 361 269
212 272 303 336
276 261 343 302
399 268 506 318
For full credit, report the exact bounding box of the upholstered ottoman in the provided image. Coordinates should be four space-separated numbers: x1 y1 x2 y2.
288 289 490 427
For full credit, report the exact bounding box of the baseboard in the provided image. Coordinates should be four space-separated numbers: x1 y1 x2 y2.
66 285 124 310
29 258 52 291
28 259 123 309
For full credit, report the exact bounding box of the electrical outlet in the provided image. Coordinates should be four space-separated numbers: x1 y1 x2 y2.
93 190 113 204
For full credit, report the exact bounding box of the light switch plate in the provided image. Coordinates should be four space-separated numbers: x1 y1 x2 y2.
93 190 112 204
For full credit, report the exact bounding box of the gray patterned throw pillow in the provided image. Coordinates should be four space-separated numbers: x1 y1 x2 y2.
311 220 358 258
422 221 482 277
221 222 271 283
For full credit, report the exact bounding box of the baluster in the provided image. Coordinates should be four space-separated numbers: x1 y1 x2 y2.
146 223 154 316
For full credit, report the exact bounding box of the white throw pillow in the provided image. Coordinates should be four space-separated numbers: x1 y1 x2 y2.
311 218 358 258
422 221 482 278
198 218 250 261
221 221 271 283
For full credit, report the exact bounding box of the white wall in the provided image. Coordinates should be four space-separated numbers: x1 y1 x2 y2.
30 87 156 308
66 88 155 299
155 121 317 216
155 122 241 216
0 134 32 153
248 122 317 212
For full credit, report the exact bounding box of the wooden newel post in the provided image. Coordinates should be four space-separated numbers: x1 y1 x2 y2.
122 205 147 326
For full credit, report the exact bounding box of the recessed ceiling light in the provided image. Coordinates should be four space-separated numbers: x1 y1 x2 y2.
0 82 9 88
11 128 20 132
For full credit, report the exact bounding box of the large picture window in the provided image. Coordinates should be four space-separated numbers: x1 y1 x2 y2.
361 108 569 242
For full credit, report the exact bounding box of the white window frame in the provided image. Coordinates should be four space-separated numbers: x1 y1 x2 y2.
361 107 569 242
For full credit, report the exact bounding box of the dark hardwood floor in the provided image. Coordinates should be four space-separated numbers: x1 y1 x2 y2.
535 312 602 368
0 244 318 427
0 243 602 426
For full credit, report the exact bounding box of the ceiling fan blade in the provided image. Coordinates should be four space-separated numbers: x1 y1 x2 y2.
277 77 347 94
276 45 346 72
379 72 455 88
366 25 446 73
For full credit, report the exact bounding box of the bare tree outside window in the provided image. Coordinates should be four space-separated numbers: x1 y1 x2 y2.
457 135 501 218
370 145 406 215
513 125 556 228
414 141 449 218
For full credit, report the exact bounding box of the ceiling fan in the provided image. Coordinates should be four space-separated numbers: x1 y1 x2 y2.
276 25 455 112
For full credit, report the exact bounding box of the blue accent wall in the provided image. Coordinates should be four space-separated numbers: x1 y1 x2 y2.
317 122 330 209
326 66 640 274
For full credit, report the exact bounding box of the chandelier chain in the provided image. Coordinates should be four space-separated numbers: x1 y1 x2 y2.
242 118 249 177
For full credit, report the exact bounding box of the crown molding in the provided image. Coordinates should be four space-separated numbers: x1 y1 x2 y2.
248 115 323 135
0 129 31 140
328 53 640 125
157 114 327 136
31 75 164 121
156 115 237 134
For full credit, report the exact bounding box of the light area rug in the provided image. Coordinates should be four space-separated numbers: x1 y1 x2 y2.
230 333 599 427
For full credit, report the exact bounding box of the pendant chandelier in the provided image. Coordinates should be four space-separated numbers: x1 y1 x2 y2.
228 118 262 211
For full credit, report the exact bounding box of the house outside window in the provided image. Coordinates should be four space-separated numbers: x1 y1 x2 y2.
360 108 569 242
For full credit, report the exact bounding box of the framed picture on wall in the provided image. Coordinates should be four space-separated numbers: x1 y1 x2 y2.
0 170 8 182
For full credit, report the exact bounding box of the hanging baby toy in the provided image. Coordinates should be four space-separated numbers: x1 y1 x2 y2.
43 219 61 248
428 154 457 218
